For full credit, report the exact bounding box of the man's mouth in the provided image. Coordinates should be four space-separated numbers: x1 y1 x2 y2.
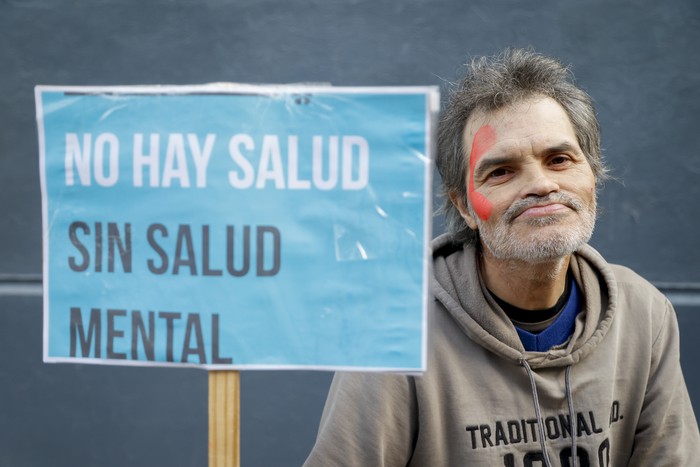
516 203 569 219
506 195 580 222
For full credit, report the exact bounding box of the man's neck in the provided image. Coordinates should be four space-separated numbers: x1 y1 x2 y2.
479 248 571 310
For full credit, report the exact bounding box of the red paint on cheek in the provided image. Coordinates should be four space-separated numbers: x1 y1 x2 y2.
468 125 497 220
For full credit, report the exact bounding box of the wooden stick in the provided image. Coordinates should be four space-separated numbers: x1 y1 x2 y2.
209 371 240 467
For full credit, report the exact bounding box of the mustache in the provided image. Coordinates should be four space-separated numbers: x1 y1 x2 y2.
504 193 584 223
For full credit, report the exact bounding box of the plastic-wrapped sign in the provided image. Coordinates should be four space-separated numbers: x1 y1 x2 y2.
36 84 438 372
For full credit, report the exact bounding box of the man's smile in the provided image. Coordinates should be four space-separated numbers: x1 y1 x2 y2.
515 203 569 219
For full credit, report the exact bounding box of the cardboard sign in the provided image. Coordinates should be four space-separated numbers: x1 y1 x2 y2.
36 84 438 371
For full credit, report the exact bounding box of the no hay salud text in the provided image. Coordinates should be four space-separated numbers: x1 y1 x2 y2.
57 130 372 364
64 132 370 190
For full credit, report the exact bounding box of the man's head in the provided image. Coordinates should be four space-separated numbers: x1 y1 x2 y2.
437 48 608 248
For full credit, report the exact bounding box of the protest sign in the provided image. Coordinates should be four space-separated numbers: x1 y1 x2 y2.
36 84 438 371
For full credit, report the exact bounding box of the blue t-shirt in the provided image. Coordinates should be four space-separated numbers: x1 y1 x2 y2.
514 276 582 352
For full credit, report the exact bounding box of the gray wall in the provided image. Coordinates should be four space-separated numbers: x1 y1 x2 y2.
1 0 699 465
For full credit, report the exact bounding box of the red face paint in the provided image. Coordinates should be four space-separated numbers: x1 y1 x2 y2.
468 125 497 220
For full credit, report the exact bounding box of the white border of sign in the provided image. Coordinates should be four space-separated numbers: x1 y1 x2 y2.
36 84 439 372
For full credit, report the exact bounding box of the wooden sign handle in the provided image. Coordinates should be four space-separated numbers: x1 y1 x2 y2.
209 371 240 467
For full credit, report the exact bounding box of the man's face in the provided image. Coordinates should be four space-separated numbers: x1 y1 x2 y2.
452 96 597 263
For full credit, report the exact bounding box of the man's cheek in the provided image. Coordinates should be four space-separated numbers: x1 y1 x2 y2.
467 125 496 221
469 191 493 221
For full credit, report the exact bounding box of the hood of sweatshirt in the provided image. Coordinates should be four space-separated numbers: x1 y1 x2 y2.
431 233 618 370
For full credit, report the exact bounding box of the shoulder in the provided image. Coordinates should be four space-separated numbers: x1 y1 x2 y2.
603 260 674 346
578 244 669 309
607 262 669 309
578 245 672 339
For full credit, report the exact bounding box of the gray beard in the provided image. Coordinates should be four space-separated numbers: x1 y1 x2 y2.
474 193 596 264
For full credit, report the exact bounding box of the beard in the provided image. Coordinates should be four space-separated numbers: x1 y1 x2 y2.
472 192 597 264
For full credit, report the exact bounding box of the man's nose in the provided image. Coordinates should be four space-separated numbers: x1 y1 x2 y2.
521 165 560 198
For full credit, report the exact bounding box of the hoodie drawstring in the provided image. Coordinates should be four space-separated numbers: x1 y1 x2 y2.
521 360 577 467
521 359 553 467
565 365 577 467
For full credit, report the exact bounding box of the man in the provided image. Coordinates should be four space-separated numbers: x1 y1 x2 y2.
304 49 700 466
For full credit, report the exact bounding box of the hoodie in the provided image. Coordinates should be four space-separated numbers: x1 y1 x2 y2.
304 235 700 466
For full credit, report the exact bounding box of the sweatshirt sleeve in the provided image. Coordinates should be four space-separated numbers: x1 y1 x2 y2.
628 300 700 466
303 371 418 467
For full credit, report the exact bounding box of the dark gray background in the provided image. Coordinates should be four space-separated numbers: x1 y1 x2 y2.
1 0 699 465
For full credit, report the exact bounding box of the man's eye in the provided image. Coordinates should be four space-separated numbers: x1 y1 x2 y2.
488 168 509 179
550 155 570 165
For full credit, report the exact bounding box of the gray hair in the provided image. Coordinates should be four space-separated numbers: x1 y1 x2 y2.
436 48 608 244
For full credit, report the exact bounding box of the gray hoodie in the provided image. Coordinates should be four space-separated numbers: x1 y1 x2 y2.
304 235 700 466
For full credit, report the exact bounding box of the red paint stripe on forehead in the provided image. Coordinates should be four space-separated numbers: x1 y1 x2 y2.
468 125 496 220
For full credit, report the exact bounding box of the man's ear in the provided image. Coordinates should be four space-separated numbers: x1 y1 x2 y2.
449 191 478 231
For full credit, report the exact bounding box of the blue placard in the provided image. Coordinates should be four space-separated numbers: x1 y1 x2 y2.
36 84 437 371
